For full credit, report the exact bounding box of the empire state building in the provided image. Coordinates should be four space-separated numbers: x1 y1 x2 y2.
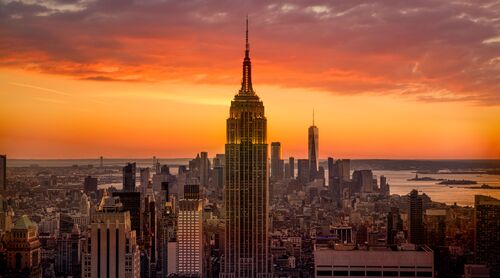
222 19 271 277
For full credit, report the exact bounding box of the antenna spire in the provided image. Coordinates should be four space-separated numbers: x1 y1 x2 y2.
245 15 249 55
313 108 315 126
239 16 254 95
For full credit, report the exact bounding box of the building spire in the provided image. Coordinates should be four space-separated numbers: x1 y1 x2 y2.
246 15 249 56
239 16 254 95
313 108 315 126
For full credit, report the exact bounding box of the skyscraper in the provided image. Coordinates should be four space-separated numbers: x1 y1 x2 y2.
140 167 150 194
308 112 319 181
81 193 140 278
289 157 295 179
123 162 136 192
158 196 177 277
474 195 500 277
112 191 142 240
0 154 6 192
297 159 310 184
352 169 374 193
4 215 42 277
409 189 424 245
387 207 403 246
55 224 83 277
222 19 271 277
270 142 284 181
177 184 203 276
200 151 210 187
83 175 98 194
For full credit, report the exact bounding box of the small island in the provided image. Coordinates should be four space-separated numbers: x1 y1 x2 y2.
438 179 477 185
407 174 442 181
465 184 500 190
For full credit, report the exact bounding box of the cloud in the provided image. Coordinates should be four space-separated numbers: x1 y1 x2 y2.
1 0 499 105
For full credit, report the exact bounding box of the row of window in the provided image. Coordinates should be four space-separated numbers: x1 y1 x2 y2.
317 270 433 277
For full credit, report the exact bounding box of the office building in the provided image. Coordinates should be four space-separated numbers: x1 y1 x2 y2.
140 167 150 194
387 207 403 245
409 189 424 245
158 196 177 277
4 215 42 277
213 154 225 194
425 209 446 247
112 191 142 240
55 224 83 277
222 19 271 277
123 162 137 192
81 193 140 278
0 154 6 192
177 184 203 276
297 159 310 184
314 245 434 277
352 170 374 193
289 157 295 179
0 196 14 233
271 142 284 181
83 175 98 194
380 175 389 196
143 184 157 276
464 264 490 278
474 195 500 277
308 114 319 180
200 152 210 187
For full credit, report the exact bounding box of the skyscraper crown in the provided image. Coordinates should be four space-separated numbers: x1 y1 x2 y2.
239 16 255 95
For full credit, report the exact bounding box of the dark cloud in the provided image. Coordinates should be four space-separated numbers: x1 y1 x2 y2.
1 0 499 104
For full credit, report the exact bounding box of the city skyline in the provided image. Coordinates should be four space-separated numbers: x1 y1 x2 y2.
2 2 500 277
1 1 499 159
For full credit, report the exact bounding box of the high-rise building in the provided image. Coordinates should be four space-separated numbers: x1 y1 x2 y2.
143 184 157 276
123 162 137 192
380 175 390 196
83 175 98 194
387 207 403 246
271 142 284 181
0 196 14 233
474 195 500 277
140 167 150 196
213 154 225 195
327 157 334 184
352 170 374 193
289 157 295 179
55 224 83 277
81 193 140 278
158 191 177 277
177 184 203 276
4 215 42 277
409 189 424 245
0 154 6 192
297 159 310 184
112 191 142 240
222 19 271 277
425 209 446 247
308 112 319 181
99 156 103 168
200 152 210 187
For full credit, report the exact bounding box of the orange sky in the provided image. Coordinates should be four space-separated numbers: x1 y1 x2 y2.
1 1 499 159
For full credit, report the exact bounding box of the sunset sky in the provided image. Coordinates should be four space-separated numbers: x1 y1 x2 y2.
1 0 499 159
